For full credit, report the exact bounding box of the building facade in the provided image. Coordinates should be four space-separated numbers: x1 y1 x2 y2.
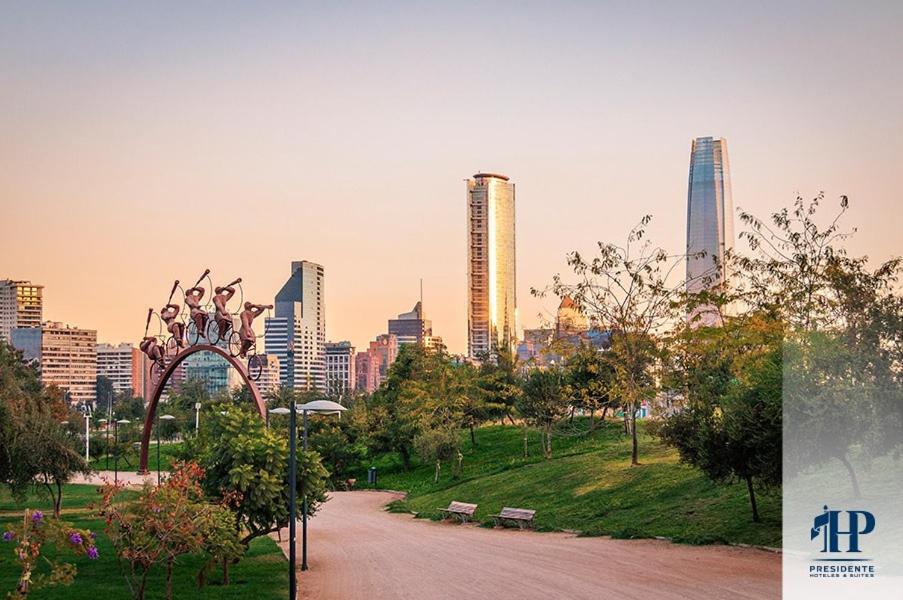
0 280 43 343
467 173 517 359
686 137 733 324
325 341 355 398
254 353 281 397
354 351 371 393
265 261 326 391
96 342 143 397
12 321 97 405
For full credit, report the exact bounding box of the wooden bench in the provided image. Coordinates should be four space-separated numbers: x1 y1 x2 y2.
490 507 536 529
438 501 478 523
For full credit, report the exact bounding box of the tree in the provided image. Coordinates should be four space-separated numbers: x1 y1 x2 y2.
199 407 329 549
734 195 902 496
539 216 685 465
657 314 782 522
361 345 432 470
476 344 522 427
414 428 460 483
517 367 568 459
98 462 242 600
563 341 616 431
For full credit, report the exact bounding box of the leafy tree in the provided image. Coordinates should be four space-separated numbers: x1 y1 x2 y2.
476 344 522 427
96 375 115 413
98 462 243 600
517 367 568 459
658 314 782 521
563 341 616 430
414 428 460 483
199 407 329 548
539 216 685 465
361 345 432 470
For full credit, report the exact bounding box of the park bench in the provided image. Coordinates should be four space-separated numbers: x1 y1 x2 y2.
438 501 478 523
490 507 536 529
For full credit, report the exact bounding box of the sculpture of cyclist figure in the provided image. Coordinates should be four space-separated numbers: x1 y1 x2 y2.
185 285 207 338
238 302 272 358
213 278 241 340
139 336 166 365
160 302 186 348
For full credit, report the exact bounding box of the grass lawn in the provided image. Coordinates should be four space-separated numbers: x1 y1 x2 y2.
0 485 288 599
359 420 781 547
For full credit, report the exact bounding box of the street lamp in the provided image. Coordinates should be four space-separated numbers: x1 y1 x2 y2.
296 400 346 573
80 403 92 463
114 419 131 484
98 418 109 469
157 414 176 485
195 402 202 433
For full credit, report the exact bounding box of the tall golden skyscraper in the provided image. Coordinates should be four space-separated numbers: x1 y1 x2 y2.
467 173 517 359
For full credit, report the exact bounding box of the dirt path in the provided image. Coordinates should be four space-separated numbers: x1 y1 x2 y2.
275 491 780 600
70 471 156 486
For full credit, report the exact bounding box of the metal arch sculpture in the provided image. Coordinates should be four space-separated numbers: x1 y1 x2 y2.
137 343 267 474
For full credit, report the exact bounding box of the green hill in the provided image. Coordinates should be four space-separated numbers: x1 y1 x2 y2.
359 420 781 547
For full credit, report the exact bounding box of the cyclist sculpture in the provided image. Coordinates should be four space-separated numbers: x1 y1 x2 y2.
185 270 210 339
237 302 272 358
212 278 241 342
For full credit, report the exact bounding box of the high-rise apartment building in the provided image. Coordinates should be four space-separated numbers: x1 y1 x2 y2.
325 341 355 398
0 280 43 343
467 173 517 359
686 137 734 324
254 353 281 397
354 352 371 393
265 261 326 391
12 322 97 405
96 343 143 397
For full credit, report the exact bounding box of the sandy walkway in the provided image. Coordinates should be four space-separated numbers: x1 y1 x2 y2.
71 470 157 486
275 491 780 600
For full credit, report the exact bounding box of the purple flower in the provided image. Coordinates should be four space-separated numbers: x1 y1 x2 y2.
68 532 83 546
89 531 97 540
31 511 43 523
2 531 13 542
86 546 99 560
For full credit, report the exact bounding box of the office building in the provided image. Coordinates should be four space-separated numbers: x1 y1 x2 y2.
686 136 734 324
96 342 143 397
388 300 444 349
0 280 43 343
254 353 281 397
325 341 355 398
467 173 517 359
265 261 326 391
12 321 96 405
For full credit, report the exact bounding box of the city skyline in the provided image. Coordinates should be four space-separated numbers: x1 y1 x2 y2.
2 3 901 354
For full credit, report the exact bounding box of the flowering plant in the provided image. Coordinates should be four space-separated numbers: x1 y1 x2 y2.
97 461 242 600
2 509 98 598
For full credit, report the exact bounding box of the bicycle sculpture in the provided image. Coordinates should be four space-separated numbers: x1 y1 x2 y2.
140 271 273 382
137 269 271 474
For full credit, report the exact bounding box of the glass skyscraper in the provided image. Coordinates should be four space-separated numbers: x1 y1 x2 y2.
685 137 733 323
467 173 517 359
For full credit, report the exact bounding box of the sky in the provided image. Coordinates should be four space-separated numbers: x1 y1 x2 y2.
1 1 901 354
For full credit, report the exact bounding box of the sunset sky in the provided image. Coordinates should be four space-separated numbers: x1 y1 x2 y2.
1 2 901 354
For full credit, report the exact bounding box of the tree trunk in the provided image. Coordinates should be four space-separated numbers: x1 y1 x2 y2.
745 475 760 522
223 556 230 585
838 453 862 499
630 410 639 466
589 408 595 431
400 447 411 471
568 406 576 423
54 479 63 518
469 424 476 446
523 424 528 458
601 406 608 421
166 559 174 600
434 459 440 483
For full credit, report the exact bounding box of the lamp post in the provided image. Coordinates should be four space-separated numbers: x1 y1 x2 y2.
157 414 176 485
98 418 109 469
81 404 92 463
114 419 131 484
195 402 201 433
297 400 346 572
